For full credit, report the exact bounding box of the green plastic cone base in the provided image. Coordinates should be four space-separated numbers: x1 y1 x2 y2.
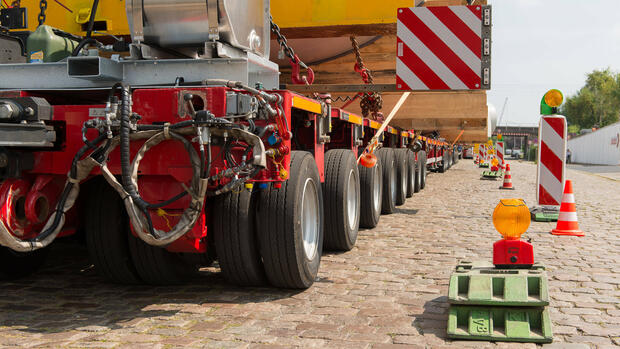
530 206 559 222
448 261 549 306
447 306 553 343
481 170 502 180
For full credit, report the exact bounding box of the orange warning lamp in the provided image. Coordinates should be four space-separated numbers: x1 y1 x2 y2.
360 152 377 168
543 89 563 108
493 199 530 240
490 157 499 171
497 134 503 141
492 199 534 268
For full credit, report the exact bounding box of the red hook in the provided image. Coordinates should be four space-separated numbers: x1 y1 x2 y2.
290 55 314 85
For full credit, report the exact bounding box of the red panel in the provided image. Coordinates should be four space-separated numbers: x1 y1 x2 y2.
545 117 565 138
428 6 481 58
397 38 450 90
539 185 559 206
540 141 563 181
493 239 534 267
399 8 480 89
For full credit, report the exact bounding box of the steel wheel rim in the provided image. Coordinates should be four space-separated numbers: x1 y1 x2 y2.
373 165 381 213
390 162 397 204
301 177 319 261
346 169 358 231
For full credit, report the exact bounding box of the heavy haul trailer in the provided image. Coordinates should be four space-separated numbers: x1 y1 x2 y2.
0 0 453 288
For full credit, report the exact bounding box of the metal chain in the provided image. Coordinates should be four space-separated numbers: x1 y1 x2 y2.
350 36 383 120
38 0 47 26
269 15 307 68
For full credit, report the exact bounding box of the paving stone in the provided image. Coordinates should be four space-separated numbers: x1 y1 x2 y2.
0 161 618 348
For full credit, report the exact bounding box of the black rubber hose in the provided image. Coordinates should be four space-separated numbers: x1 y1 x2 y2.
37 133 106 242
118 84 149 210
71 37 98 56
85 0 99 39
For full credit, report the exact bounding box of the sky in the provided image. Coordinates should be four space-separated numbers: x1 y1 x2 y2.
487 0 620 126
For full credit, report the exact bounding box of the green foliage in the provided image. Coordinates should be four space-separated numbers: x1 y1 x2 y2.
561 68 620 130
567 124 580 134
528 145 538 163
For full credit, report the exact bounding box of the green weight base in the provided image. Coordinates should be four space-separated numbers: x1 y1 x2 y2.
448 261 549 306
447 306 553 343
481 171 502 180
530 206 559 222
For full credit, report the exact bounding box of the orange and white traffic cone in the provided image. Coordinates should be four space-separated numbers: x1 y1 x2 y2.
499 164 514 190
551 180 584 236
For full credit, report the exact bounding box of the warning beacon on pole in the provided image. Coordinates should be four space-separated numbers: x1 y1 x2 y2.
531 89 568 222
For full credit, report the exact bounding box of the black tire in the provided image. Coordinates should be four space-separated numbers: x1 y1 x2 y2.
0 247 48 280
394 149 408 206
438 154 446 173
212 189 266 286
413 152 421 193
85 179 141 284
358 157 382 229
405 150 416 198
419 150 427 190
323 149 360 251
376 148 397 214
257 151 324 289
128 233 199 285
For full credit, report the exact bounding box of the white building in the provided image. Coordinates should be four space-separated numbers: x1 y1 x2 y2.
568 121 620 165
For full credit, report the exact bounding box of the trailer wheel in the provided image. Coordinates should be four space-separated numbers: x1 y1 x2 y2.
413 152 421 193
212 189 265 286
419 150 427 190
376 148 397 214
85 179 141 284
405 150 416 198
0 247 48 280
323 149 360 251
358 157 382 229
128 233 199 285
394 149 408 206
257 151 324 289
438 155 446 173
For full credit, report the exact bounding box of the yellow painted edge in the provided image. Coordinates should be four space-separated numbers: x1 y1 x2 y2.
347 113 363 125
292 96 322 114
369 120 381 129
389 127 398 135
401 131 408 138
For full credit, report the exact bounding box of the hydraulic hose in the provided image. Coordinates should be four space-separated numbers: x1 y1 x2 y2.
85 0 99 39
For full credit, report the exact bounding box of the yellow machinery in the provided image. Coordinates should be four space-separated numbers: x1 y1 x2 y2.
7 0 129 36
8 0 416 37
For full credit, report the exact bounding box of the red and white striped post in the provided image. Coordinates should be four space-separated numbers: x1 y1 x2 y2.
496 141 505 169
536 115 567 207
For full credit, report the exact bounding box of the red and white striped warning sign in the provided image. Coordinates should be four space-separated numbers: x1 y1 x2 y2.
396 5 491 91
479 144 485 163
536 115 567 206
496 141 504 168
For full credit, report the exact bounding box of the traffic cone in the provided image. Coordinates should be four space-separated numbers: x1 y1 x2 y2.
551 180 584 236
499 164 514 190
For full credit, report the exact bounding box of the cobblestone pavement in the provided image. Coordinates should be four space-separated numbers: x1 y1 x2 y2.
1 160 619 349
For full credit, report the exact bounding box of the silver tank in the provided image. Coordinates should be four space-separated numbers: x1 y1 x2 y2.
126 0 270 58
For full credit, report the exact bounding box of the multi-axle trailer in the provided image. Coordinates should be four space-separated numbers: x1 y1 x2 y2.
0 0 457 288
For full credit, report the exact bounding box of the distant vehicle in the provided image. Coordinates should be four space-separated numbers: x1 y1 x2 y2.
512 149 522 158
463 147 474 159
505 149 512 155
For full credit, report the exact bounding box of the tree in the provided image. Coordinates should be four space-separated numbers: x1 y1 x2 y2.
561 68 620 130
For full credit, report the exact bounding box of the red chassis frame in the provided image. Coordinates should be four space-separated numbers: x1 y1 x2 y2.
0 86 447 255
